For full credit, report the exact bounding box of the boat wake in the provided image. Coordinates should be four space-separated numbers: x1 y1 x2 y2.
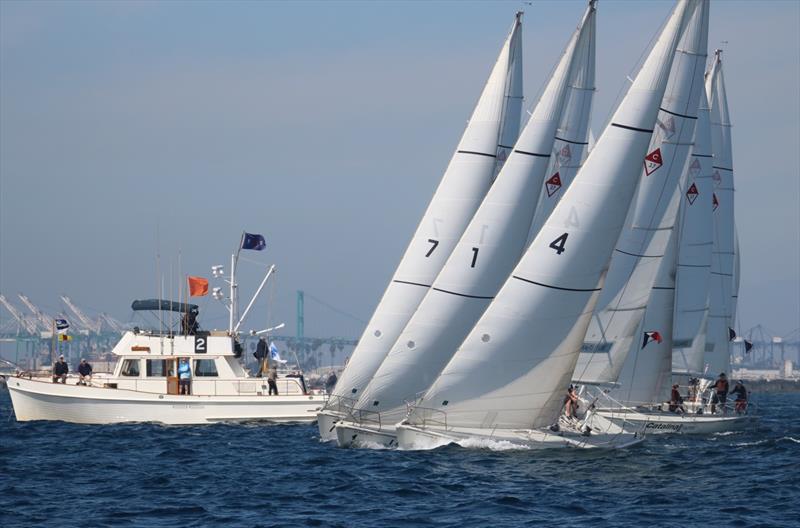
455 437 531 451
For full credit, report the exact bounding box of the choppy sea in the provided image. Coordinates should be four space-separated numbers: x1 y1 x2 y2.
0 388 798 528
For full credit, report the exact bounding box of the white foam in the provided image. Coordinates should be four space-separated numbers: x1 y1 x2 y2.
456 436 531 451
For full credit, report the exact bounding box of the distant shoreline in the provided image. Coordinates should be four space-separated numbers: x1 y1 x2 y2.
746 378 800 393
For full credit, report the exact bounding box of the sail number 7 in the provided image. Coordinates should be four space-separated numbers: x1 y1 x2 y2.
425 239 439 257
549 233 568 255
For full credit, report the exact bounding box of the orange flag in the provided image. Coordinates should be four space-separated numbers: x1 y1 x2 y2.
188 276 209 297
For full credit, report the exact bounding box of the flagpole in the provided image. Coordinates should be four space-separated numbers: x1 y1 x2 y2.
51 319 55 370
229 232 244 335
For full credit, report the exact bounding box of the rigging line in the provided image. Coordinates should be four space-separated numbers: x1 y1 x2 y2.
303 292 367 325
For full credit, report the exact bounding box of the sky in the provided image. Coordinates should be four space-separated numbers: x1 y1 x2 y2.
1 0 798 342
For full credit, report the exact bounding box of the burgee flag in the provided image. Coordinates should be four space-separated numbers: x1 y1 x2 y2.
55 319 70 334
269 342 286 363
241 232 266 251
188 276 209 297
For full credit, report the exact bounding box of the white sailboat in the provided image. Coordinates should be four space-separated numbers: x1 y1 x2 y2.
704 49 737 377
335 2 597 448
595 51 755 435
571 0 709 397
317 15 524 440
397 0 697 450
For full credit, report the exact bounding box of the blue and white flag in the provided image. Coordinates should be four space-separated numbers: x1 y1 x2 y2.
241 232 266 251
269 342 286 363
55 319 70 333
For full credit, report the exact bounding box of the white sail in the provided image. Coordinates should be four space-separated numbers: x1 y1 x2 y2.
323 15 524 409
349 4 597 424
672 98 714 376
407 0 695 431
704 49 735 376
612 226 678 406
573 0 708 386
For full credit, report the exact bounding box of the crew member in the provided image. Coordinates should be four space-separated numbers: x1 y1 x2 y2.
730 380 748 414
178 358 192 395
254 337 268 377
669 384 685 414
325 371 338 394
710 372 729 414
52 355 69 383
563 385 579 419
267 366 279 396
77 359 93 386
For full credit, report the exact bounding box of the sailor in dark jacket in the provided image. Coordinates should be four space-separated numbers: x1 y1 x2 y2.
52 355 69 383
254 337 268 377
77 359 93 386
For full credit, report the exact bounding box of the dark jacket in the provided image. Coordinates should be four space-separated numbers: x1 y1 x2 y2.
78 363 92 376
54 360 69 376
730 384 747 400
713 379 729 393
254 340 268 360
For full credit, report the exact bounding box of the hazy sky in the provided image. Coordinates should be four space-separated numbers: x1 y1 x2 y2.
1 0 798 341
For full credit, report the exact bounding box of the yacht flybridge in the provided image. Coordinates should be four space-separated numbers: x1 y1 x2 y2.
6 237 326 425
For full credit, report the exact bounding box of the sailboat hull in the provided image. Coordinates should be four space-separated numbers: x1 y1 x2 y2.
317 410 343 441
395 422 643 450
597 409 757 434
335 421 398 448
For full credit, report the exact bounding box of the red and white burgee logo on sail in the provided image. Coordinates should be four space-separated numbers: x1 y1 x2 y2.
558 144 572 166
644 148 663 176
641 331 663 349
712 193 719 211
686 182 699 205
712 169 722 187
545 173 562 197
688 157 701 177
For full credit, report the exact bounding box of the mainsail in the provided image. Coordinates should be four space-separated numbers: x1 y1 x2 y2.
323 15 524 409
349 3 597 424
572 0 709 386
408 0 696 432
672 96 715 376
704 49 736 376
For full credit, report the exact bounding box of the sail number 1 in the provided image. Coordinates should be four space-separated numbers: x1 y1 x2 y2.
549 233 568 255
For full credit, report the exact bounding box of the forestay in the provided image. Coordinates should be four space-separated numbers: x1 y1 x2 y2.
573 0 709 386
704 50 736 376
351 4 598 423
408 0 695 431
672 98 714 376
324 15 524 405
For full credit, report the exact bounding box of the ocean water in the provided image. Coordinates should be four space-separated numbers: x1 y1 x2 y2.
1 389 798 528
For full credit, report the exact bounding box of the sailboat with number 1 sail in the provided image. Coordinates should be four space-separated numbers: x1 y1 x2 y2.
397 0 698 450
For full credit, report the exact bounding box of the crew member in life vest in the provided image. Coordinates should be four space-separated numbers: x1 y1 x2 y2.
669 384 685 414
710 372 729 414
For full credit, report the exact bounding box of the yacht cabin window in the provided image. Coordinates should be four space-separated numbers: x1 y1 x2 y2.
193 359 218 377
120 359 141 377
146 359 168 377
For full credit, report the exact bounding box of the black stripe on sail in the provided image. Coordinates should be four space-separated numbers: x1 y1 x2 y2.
432 287 494 300
497 144 515 150
514 149 551 158
659 107 697 120
710 272 733 277
712 166 733 171
554 136 589 146
457 150 496 158
678 264 712 268
611 123 654 133
393 280 431 288
512 275 600 292
615 248 662 258
652 286 675 290
693 153 713 158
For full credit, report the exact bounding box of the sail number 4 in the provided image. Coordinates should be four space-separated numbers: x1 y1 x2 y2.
549 233 568 255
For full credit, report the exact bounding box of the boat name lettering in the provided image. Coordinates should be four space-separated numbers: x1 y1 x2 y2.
131 346 151 352
645 422 683 432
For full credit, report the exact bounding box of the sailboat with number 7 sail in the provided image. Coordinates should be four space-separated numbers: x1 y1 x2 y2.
5 234 327 425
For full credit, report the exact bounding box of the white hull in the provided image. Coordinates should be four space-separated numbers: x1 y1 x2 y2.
598 408 757 434
395 421 643 451
317 410 343 441
7 377 324 425
335 421 398 448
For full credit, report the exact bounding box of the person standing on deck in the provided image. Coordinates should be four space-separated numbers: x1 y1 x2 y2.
178 358 192 395
254 337 268 377
710 373 729 414
267 366 279 396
